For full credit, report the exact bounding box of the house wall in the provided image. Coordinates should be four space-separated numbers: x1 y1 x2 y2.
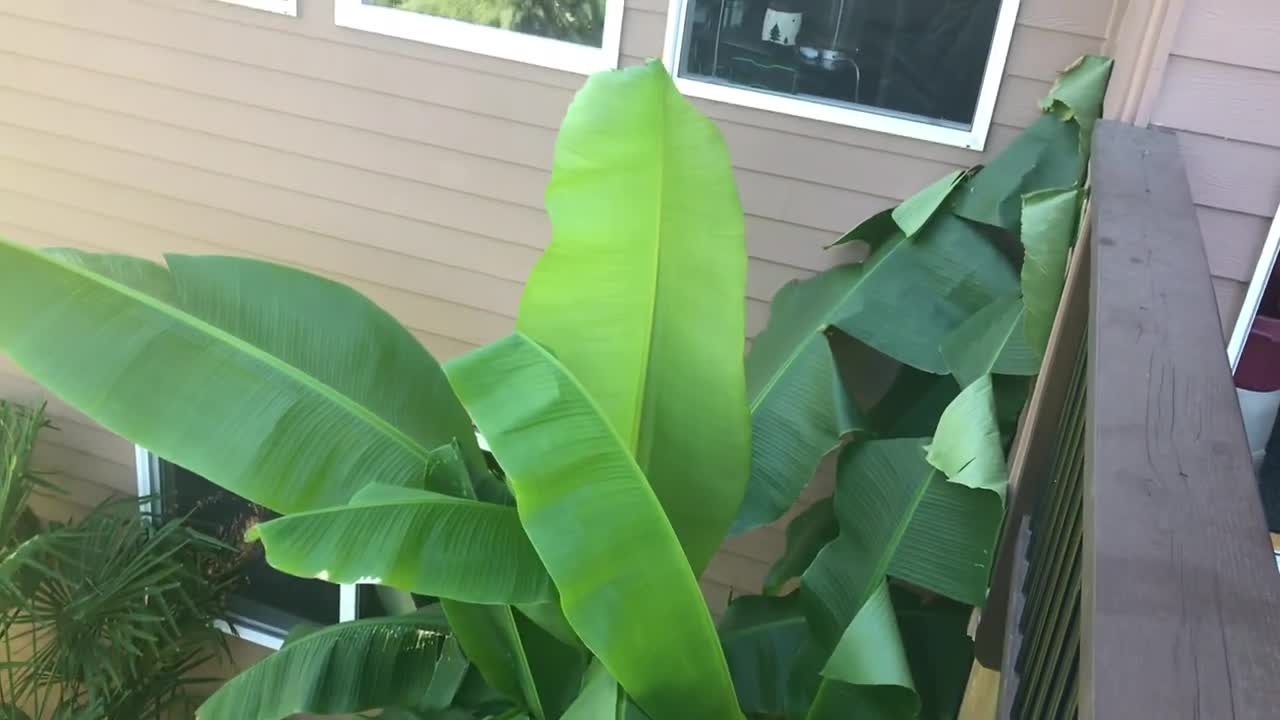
1141 0 1280 333
0 0 1108 635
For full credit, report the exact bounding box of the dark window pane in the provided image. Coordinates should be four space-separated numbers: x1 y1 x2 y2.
364 0 607 47
158 462 340 631
678 0 1003 127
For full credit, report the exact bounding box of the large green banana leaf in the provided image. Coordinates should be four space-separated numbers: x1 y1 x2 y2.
248 484 554 604
448 333 741 720
515 60 749 576
735 213 1018 534
0 242 492 513
197 611 452 719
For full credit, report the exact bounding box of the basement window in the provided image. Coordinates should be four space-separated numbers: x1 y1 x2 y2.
334 0 624 75
135 448 356 649
661 0 1023 149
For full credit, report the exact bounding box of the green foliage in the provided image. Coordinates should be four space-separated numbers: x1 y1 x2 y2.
0 54 1112 720
368 0 605 47
0 402 49 554
0 404 237 719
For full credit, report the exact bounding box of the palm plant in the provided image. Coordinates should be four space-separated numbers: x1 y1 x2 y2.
0 403 238 719
0 56 1111 719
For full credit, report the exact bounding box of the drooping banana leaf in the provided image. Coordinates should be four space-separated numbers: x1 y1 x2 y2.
951 115 1082 232
196 611 451 719
762 498 837 595
804 583 918 720
448 333 741 720
735 212 1018 534
0 243 494 514
514 60 749 576
925 375 1009 502
1020 189 1081 362
940 295 1039 389
891 169 970 238
801 437 1004 650
1040 55 1115 154
718 593 809 716
952 55 1111 231
248 484 554 604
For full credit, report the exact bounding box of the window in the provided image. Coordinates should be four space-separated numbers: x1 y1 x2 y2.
135 448 356 649
334 0 624 74
214 0 297 15
662 0 1023 149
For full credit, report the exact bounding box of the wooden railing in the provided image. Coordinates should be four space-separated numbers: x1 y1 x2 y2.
975 121 1280 719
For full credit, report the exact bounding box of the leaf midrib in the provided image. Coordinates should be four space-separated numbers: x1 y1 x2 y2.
14 241 440 471
253 493 519 523
630 77 670 468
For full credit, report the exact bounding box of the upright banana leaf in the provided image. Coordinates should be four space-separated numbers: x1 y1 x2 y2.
0 243 492 514
1020 189 1081 361
515 60 749 575
736 212 1018 534
560 664 649 720
248 484 554 604
439 601 585 720
197 611 452 719
448 333 741 720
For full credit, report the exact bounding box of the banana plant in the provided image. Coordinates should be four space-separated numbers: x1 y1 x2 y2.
721 55 1113 719
0 53 1112 720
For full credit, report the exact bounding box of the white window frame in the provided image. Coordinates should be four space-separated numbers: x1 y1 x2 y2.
214 0 298 16
334 0 624 75
1228 202 1280 370
134 446 356 650
661 0 1023 150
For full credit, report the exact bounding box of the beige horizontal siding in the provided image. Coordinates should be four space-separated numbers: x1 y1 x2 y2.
1150 0 1280 334
0 0 1109 615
